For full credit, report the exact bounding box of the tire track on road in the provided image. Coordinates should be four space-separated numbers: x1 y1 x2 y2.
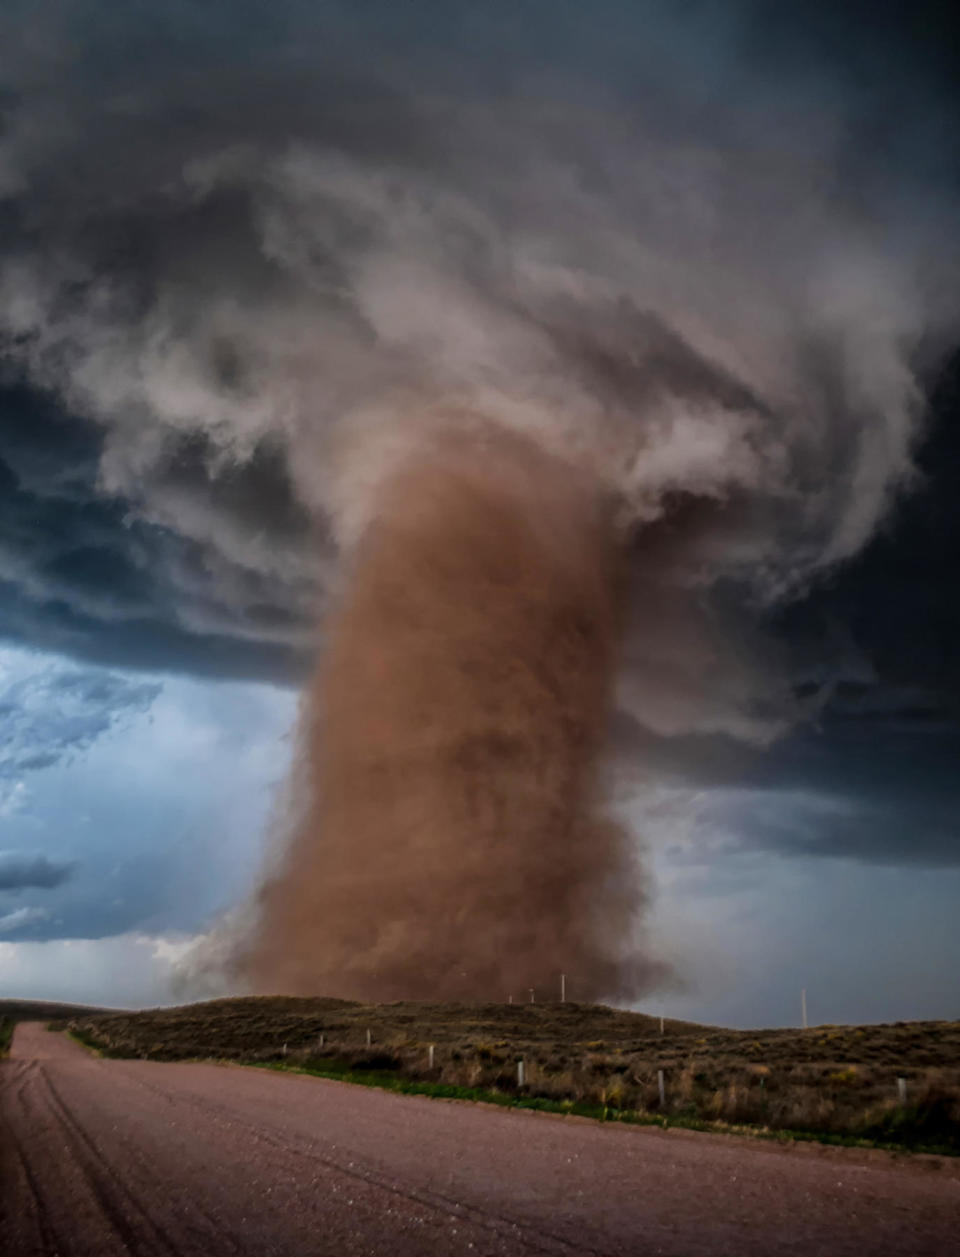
117 1063 601 1256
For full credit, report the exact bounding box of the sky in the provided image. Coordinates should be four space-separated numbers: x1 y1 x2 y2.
0 1 959 1026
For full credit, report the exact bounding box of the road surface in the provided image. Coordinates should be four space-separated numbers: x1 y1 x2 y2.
1 1022 957 1256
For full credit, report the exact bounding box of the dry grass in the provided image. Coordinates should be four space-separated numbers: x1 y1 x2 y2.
66 996 960 1153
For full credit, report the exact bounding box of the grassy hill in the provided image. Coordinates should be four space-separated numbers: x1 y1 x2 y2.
0 998 121 1022
64 995 960 1154
66 995 706 1057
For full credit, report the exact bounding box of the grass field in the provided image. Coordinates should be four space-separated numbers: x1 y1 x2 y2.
64 996 960 1154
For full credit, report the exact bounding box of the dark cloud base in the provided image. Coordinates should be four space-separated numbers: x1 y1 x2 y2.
0 853 74 891
0 0 959 885
0 381 312 683
777 348 960 711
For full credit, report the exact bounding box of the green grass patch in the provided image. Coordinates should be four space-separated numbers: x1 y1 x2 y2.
66 1027 120 1057
246 1057 960 1159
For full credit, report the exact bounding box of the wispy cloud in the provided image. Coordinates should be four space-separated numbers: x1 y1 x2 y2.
0 648 161 805
0 904 50 932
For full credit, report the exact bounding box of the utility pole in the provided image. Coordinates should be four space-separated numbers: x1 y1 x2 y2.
529 988 535 1004
560 973 566 1003
801 988 808 1030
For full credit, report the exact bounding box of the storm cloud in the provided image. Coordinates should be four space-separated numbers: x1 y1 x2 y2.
0 852 73 891
0 2 959 994
0 4 956 722
0 384 313 680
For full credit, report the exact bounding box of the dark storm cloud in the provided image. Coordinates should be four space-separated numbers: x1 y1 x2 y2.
0 851 74 890
777 349 960 714
0 381 313 681
0 0 958 869
709 721 960 869
734 348 960 868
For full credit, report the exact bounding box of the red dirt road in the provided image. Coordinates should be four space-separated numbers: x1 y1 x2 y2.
1 1022 957 1256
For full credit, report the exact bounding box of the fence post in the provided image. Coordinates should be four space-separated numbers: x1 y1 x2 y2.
319 1032 324 1049
657 1069 666 1108
282 1043 287 1058
517 1058 525 1088
428 1043 435 1069
366 1028 372 1048
897 1076 907 1105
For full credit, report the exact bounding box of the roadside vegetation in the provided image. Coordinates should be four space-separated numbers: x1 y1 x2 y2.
65 996 960 1155
0 1017 13 1058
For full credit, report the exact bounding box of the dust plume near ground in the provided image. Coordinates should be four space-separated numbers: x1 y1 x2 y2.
243 432 662 1002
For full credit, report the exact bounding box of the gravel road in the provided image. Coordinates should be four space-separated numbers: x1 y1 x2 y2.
1 1022 957 1256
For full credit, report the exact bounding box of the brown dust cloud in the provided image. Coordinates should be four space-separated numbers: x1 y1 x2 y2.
244 431 665 1002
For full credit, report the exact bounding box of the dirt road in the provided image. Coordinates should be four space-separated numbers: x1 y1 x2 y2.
2 1022 957 1256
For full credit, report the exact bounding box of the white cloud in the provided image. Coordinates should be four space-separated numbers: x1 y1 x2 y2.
0 905 49 932
0 646 161 788
0 779 29 818
0 932 202 1007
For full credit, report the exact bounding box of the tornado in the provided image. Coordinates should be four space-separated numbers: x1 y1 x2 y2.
3 3 958 1008
245 431 660 1001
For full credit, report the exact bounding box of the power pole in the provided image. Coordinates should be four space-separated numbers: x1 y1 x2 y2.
801 988 808 1030
560 973 566 1003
